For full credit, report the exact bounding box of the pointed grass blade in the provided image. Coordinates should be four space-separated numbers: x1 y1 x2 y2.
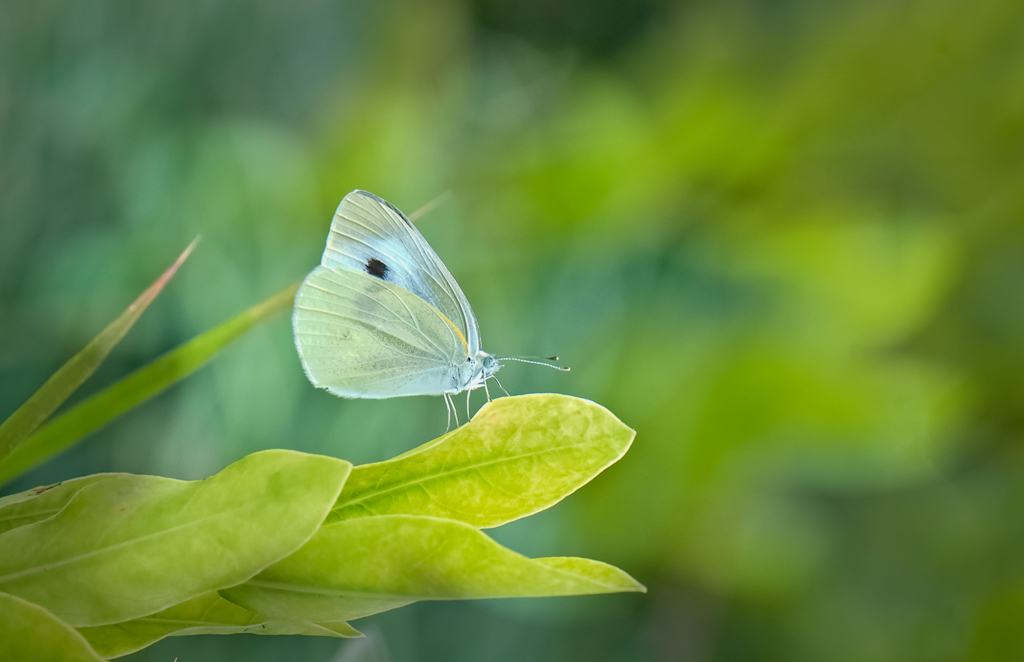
0 239 198 467
0 283 299 485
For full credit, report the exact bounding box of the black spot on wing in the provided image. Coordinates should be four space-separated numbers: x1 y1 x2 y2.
365 257 389 279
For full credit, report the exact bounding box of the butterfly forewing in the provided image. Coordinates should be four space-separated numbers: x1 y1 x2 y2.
293 266 465 398
322 190 480 355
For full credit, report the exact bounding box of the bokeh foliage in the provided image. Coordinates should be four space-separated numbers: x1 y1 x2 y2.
1 0 1023 660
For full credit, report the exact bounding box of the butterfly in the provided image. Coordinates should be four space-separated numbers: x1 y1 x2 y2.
292 190 564 427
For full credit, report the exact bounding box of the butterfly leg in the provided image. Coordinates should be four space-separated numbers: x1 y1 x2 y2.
491 374 511 398
466 389 472 422
451 392 461 428
443 392 455 432
483 378 492 402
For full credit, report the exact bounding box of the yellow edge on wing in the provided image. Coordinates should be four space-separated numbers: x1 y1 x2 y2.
435 309 469 355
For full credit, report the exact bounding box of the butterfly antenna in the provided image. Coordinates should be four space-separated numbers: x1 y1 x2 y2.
497 356 571 372
408 191 452 223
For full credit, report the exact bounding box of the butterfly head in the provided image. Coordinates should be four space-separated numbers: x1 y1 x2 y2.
459 351 501 392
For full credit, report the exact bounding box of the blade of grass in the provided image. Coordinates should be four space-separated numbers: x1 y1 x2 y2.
0 283 299 485
0 239 199 467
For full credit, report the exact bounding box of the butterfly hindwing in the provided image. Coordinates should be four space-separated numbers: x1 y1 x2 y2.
321 190 480 355
293 266 465 398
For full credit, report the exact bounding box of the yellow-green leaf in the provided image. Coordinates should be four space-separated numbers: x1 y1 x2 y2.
77 592 361 659
222 514 645 623
0 449 350 627
0 592 103 662
0 474 125 536
328 394 635 528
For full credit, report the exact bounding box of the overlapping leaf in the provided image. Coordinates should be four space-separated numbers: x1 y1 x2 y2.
0 592 103 662
222 395 643 623
0 474 125 536
77 592 361 659
0 395 640 657
223 514 644 623
0 449 350 627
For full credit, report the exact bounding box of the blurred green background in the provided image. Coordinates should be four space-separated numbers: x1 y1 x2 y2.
2 0 1023 660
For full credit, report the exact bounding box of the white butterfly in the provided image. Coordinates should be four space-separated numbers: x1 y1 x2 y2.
293 190 562 425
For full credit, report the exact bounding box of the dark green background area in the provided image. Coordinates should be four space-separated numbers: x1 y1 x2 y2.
2 0 1023 660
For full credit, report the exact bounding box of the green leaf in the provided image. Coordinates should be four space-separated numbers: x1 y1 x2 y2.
221 514 645 623
0 474 125 536
0 449 350 627
0 592 103 662
328 394 635 528
0 240 197 469
0 283 299 486
77 592 361 659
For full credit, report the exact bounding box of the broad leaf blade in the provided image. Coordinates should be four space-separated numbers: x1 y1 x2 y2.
0 449 350 627
0 283 299 485
328 394 635 528
0 592 103 662
77 592 361 659
221 514 645 623
0 240 197 467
